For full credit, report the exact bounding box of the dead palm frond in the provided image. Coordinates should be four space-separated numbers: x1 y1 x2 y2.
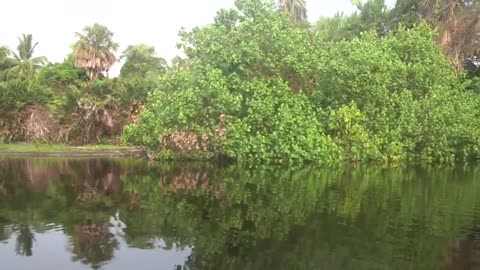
417 0 480 70
278 0 308 23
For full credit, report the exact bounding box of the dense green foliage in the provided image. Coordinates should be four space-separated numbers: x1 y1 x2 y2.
125 0 480 164
315 0 390 43
0 59 158 143
120 44 168 78
1 0 480 164
0 27 162 144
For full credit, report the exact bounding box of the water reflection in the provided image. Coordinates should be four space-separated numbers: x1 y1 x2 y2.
71 218 118 269
0 158 480 270
15 225 35 256
443 230 480 270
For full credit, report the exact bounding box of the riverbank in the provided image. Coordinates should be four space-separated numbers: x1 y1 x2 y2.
0 143 146 158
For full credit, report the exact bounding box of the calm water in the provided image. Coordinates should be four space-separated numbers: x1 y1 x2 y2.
1 158 480 270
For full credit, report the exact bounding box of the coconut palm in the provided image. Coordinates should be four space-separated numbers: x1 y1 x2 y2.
278 0 308 23
72 23 119 80
8 34 47 78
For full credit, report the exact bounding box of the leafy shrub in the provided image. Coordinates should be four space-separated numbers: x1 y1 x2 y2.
0 78 54 142
220 79 340 163
125 2 480 164
0 78 52 112
37 57 86 91
124 1 341 163
314 23 480 162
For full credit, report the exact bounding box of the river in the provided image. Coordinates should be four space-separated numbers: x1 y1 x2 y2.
0 157 479 270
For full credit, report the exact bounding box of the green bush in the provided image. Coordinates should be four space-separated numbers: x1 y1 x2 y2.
0 53 155 144
125 2 480 164
314 23 480 162
0 78 52 112
37 57 86 92
220 79 340 163
123 0 340 163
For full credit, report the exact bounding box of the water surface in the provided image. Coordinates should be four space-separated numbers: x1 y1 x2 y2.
1 158 480 270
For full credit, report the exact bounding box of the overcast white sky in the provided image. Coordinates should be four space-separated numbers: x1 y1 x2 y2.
0 0 395 75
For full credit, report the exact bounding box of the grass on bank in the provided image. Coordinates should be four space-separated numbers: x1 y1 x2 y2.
0 143 134 153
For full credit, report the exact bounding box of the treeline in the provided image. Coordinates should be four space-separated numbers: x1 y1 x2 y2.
2 0 480 164
126 0 480 164
0 25 166 144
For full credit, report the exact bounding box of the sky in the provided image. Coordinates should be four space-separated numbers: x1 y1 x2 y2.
0 0 395 75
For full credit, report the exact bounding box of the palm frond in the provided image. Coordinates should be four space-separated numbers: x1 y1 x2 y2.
279 0 308 23
7 34 47 77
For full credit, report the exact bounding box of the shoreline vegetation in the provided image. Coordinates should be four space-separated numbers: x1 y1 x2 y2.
1 0 480 164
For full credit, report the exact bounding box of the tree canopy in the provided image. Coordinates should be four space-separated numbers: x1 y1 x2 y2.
124 0 480 164
120 44 167 78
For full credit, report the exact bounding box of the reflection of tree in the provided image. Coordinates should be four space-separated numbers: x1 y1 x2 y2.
15 224 35 256
442 230 480 270
1 158 480 270
0 157 143 267
71 219 118 269
0 179 6 196
123 165 480 270
0 224 13 242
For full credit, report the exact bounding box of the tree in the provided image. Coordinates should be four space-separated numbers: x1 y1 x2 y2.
422 0 480 69
315 13 360 42
8 34 47 78
37 56 87 91
356 0 390 35
0 46 15 81
120 44 167 78
72 23 119 80
392 0 480 70
0 46 11 69
278 0 307 23
124 0 340 162
315 0 390 43
15 225 35 256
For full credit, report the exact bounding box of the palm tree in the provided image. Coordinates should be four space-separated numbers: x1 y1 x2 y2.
72 23 119 80
278 0 308 23
8 34 47 78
